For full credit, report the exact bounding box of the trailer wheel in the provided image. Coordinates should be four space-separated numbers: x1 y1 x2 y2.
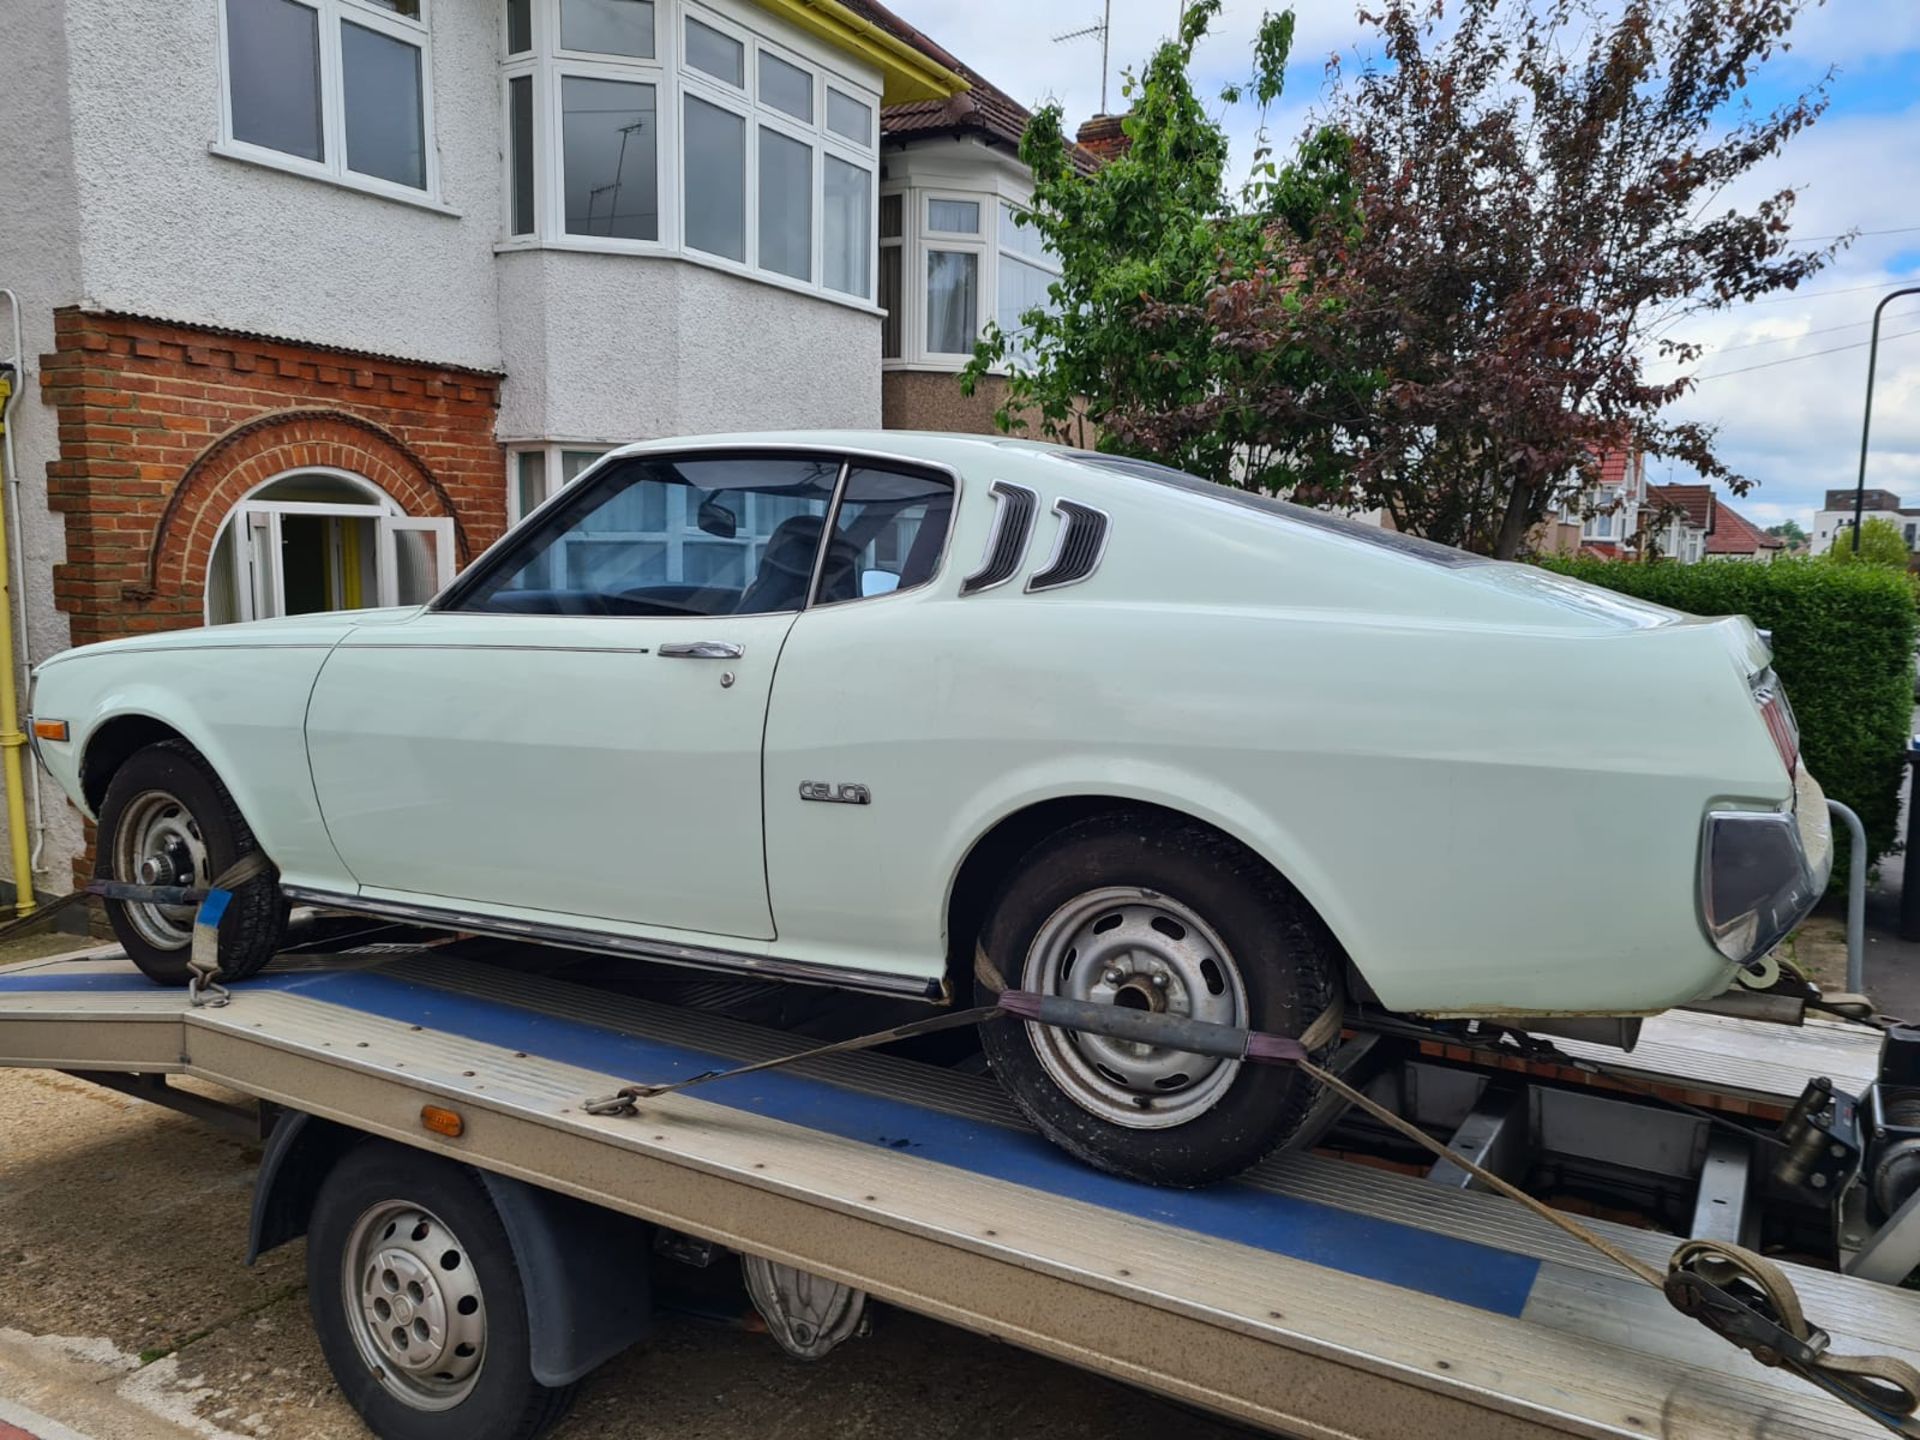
95 740 286 986
975 815 1335 1187
308 1143 575 1440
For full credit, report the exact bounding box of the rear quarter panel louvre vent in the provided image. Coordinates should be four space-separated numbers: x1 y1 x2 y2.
1026 500 1110 593
959 481 1038 596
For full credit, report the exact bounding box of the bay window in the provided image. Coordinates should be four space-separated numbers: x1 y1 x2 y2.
996 200 1061 367
219 0 437 200
881 183 1061 369
501 0 880 305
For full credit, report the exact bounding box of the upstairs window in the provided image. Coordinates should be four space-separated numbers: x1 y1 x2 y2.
881 184 1061 369
503 0 877 304
220 0 435 198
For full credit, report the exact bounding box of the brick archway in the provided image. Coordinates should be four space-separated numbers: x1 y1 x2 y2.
131 409 473 610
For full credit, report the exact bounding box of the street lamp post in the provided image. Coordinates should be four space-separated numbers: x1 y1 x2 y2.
1851 285 1920 551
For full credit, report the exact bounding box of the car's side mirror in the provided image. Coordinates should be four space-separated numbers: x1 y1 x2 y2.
861 569 900 597
696 496 738 539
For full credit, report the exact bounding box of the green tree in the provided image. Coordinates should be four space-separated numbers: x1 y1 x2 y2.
1767 519 1809 547
958 2 1354 491
1824 516 1912 570
1113 0 1844 556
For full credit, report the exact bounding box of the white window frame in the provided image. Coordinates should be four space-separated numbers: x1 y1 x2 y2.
919 189 987 360
498 0 880 310
1581 487 1619 541
507 442 616 526
994 197 1062 369
206 469 455 623
881 177 1063 372
213 0 446 211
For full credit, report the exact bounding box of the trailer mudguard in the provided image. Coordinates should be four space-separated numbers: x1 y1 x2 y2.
247 1111 655 1387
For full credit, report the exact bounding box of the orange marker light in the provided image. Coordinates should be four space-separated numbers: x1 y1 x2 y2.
31 719 69 743
420 1105 465 1138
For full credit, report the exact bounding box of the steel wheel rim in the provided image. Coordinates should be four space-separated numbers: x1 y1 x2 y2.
110 789 209 951
341 1200 488 1411
1023 886 1249 1130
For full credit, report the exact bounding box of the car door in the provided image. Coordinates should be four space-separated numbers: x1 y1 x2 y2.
304 450 846 942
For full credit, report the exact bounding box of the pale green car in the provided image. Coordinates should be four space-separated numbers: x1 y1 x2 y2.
29 432 1830 1184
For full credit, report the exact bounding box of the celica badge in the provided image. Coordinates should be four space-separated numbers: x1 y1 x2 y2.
799 781 871 806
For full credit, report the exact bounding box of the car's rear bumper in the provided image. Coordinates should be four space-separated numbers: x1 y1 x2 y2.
1699 763 1830 973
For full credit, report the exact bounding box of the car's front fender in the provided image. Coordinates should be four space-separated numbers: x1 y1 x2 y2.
31 643 352 892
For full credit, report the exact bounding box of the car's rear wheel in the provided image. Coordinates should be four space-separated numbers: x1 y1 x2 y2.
975 815 1337 1187
95 740 287 986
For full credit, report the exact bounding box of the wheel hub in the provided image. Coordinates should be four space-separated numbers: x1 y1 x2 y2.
1023 888 1250 1130
110 790 209 951
343 1202 486 1410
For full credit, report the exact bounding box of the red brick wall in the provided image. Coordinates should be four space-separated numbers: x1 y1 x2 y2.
38 309 506 647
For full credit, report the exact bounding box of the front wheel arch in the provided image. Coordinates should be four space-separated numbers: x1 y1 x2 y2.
80 713 190 814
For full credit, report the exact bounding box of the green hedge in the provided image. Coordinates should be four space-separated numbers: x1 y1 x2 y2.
1538 557 1916 867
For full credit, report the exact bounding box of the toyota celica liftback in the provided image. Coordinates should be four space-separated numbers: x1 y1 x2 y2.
29 432 1831 1185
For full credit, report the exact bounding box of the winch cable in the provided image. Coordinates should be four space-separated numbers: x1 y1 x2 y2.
584 965 1920 1436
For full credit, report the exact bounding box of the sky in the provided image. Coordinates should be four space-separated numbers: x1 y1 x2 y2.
884 0 1920 533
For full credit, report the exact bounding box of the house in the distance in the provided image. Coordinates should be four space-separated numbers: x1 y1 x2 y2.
1561 449 1778 563
1811 488 1920 555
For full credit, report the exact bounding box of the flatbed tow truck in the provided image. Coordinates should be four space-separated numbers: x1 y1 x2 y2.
3 916 1920 1440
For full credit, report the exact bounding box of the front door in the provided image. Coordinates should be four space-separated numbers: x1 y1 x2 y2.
304 451 847 942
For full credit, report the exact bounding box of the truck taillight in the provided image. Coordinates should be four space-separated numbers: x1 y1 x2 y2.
1752 669 1799 776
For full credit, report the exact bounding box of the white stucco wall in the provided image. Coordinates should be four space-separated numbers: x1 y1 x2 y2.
62 0 506 372
0 0 88 898
496 250 880 442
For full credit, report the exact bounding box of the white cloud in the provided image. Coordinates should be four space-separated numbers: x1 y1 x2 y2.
882 0 1920 528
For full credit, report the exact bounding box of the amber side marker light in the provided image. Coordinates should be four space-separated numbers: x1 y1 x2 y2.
31 720 68 742
421 1105 465 1138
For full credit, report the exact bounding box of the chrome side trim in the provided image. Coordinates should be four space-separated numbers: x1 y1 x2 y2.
959 481 1037 596
279 886 945 1001
1025 498 1111 593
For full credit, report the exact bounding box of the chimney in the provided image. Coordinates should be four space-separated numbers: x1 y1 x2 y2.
1075 113 1131 163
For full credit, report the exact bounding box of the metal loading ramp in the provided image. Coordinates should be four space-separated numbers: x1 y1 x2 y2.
0 946 1914 1440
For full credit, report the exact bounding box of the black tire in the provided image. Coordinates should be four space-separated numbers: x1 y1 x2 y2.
94 740 287 986
308 1142 576 1440
975 815 1337 1187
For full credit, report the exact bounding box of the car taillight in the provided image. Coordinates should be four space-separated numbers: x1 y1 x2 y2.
1751 668 1799 776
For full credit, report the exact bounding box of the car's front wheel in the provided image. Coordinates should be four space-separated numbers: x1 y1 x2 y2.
975 815 1338 1187
95 740 287 985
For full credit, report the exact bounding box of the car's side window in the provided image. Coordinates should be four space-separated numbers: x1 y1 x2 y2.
816 464 955 604
457 454 842 617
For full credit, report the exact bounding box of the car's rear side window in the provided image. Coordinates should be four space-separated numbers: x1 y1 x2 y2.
818 464 954 603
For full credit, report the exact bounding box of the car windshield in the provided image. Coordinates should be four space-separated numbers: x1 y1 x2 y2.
1067 452 1490 570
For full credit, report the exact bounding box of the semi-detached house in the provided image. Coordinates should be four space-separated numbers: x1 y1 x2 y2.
0 0 1088 901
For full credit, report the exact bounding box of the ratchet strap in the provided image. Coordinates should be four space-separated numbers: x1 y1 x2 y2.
184 852 270 1009
582 947 1920 1434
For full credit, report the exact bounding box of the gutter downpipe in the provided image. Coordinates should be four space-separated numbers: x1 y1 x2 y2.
0 351 34 916
0 290 43 880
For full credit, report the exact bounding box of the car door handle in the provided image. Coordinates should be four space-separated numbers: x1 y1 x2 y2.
657 641 745 660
